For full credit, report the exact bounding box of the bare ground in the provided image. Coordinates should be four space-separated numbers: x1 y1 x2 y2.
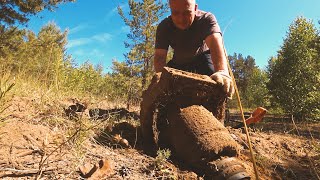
0 96 319 179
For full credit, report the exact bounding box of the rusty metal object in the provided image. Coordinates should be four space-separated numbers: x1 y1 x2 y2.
164 105 240 163
140 67 250 179
206 157 251 179
140 67 227 154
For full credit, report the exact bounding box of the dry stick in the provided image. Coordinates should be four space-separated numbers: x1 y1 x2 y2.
2 168 70 178
291 114 300 136
36 151 46 179
291 116 320 180
16 149 43 157
0 167 57 178
222 41 260 180
134 126 138 149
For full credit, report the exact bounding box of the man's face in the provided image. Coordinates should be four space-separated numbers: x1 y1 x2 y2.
169 0 198 30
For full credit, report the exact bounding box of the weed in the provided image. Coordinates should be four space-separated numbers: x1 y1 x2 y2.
66 117 96 157
151 149 177 179
0 76 15 120
255 153 269 170
154 149 171 170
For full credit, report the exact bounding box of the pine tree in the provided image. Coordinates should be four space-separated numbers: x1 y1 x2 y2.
228 53 268 108
116 0 167 108
118 0 167 89
0 0 75 27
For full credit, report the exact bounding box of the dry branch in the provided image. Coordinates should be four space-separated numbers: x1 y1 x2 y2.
0 167 68 178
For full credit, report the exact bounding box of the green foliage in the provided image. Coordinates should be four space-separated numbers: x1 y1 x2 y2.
228 53 269 109
0 26 25 63
229 53 256 94
108 60 142 105
0 22 114 99
267 17 320 120
118 0 167 87
245 68 269 107
0 0 75 26
154 148 171 170
62 62 109 96
116 0 167 107
0 23 69 88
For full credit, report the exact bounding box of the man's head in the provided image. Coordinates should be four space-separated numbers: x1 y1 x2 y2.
169 0 198 30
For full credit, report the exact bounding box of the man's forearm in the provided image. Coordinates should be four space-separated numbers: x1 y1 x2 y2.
154 49 168 72
205 33 229 73
210 47 228 72
154 58 166 72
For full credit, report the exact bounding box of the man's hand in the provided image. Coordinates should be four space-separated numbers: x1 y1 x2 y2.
210 70 234 99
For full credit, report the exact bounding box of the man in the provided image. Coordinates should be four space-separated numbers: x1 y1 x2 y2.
154 0 234 98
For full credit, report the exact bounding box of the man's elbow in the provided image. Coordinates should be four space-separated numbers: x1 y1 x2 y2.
154 59 163 72
154 58 166 73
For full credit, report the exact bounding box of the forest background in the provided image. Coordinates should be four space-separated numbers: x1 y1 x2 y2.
0 0 319 121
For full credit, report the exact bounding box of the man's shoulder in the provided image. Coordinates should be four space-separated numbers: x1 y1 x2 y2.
159 16 173 27
196 10 215 21
157 16 174 33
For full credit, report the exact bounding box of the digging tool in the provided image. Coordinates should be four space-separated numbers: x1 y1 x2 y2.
233 107 267 129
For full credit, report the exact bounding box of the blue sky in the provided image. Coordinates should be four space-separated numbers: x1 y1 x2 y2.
27 0 320 71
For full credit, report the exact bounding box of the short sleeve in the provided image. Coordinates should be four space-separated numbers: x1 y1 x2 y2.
155 20 170 50
203 13 221 39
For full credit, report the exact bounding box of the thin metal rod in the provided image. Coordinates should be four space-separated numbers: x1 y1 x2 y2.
222 39 260 180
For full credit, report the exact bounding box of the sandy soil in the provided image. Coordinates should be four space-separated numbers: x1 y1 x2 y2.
0 96 319 179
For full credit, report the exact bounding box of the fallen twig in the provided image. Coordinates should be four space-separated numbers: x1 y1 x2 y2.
17 149 44 157
0 167 56 178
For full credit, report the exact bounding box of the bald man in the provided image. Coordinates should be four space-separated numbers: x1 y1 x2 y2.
154 0 234 98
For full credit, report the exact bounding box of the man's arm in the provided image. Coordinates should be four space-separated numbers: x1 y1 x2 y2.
205 33 234 98
154 48 168 73
205 32 228 72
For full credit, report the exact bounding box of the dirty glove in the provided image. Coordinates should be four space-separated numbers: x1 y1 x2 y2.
210 70 235 99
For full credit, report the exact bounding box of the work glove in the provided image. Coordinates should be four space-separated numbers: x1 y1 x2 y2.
210 70 235 99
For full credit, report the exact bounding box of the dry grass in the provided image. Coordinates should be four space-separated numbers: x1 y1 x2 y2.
0 75 15 120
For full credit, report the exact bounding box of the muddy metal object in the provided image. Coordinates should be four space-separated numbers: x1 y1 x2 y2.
207 157 251 179
165 105 240 163
140 67 250 179
89 108 139 120
141 67 227 154
64 102 87 119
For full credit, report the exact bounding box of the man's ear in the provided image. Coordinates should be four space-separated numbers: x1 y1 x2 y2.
195 4 198 11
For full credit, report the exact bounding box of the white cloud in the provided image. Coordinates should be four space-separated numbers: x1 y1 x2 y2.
67 38 91 48
68 24 89 35
121 26 130 33
67 33 113 48
73 49 104 56
105 6 119 20
73 49 85 56
91 49 105 58
92 33 112 42
69 48 106 63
